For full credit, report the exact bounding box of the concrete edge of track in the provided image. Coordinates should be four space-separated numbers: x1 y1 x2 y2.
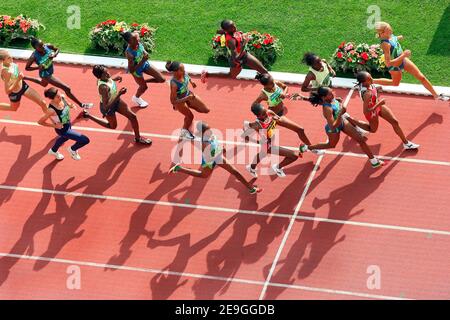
2 47 450 97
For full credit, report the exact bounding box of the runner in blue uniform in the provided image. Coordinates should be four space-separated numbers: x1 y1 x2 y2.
166 61 210 140
122 31 165 108
25 38 93 108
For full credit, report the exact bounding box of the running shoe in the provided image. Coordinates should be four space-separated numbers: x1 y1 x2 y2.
134 137 152 145
272 164 286 178
132 96 149 108
437 94 450 101
180 128 195 140
403 141 420 150
169 164 181 174
48 149 64 160
246 164 258 178
200 70 208 84
249 186 262 194
311 149 325 155
370 158 384 168
81 103 94 109
67 147 81 161
299 144 308 153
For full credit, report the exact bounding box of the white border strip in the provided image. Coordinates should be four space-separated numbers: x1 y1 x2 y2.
0 252 409 300
2 47 449 97
1 118 449 167
260 155 324 300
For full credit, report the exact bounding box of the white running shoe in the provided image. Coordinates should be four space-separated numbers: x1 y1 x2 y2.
246 165 258 178
272 164 286 177
180 128 195 140
437 94 450 101
81 103 94 109
311 149 325 155
132 95 149 108
67 147 81 160
403 141 420 150
48 149 64 160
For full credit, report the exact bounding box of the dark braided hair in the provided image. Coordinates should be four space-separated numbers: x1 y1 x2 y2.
308 86 330 106
165 60 181 72
255 73 271 85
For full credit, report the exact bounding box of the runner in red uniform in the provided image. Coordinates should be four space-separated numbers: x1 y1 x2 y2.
201 20 268 82
346 71 420 150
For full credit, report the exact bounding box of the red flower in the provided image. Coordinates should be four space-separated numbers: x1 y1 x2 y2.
347 58 353 63
140 27 149 36
213 35 221 42
20 20 30 33
263 37 273 45
0 21 3 29
338 41 346 49
361 52 369 61
253 43 262 49
359 60 366 65
131 23 139 27
336 51 343 59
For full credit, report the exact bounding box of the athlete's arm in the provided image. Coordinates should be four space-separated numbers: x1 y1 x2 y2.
252 93 267 106
169 82 194 104
125 51 137 73
380 42 410 68
275 80 289 97
301 72 315 92
397 35 404 41
47 44 60 58
38 108 62 129
61 96 76 109
25 53 39 71
324 59 336 77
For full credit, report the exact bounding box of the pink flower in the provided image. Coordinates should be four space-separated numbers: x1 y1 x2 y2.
345 43 354 51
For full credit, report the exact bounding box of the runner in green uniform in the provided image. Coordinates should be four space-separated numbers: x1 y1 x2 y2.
373 22 448 101
169 121 262 195
38 87 90 161
81 65 152 145
25 38 94 108
0 49 46 113
166 61 210 140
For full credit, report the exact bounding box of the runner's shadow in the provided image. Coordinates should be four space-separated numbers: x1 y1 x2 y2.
32 130 143 271
192 162 313 299
105 163 187 268
297 113 438 280
0 128 53 205
0 161 62 286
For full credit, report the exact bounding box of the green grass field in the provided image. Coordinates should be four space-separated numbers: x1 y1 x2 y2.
2 0 449 85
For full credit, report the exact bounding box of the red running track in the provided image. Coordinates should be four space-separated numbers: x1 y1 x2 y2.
0 61 449 300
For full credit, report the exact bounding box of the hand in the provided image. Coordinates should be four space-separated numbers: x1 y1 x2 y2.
378 99 386 106
403 50 411 58
38 64 45 71
115 76 123 83
188 92 196 100
119 87 127 95
55 123 63 129
340 106 347 115
191 81 197 89
18 72 25 80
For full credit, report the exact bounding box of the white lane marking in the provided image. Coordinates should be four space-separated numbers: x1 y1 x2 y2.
1 184 450 236
0 252 410 300
0 118 449 167
259 155 324 300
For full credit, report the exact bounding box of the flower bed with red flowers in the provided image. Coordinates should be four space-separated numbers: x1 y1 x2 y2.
331 41 387 74
89 20 156 54
211 30 282 69
0 15 44 45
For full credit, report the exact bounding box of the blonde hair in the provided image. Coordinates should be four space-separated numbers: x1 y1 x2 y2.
0 49 10 62
375 21 391 38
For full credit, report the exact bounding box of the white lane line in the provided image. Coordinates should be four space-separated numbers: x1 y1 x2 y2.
259 155 324 300
1 184 450 236
1 118 449 167
0 252 410 300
